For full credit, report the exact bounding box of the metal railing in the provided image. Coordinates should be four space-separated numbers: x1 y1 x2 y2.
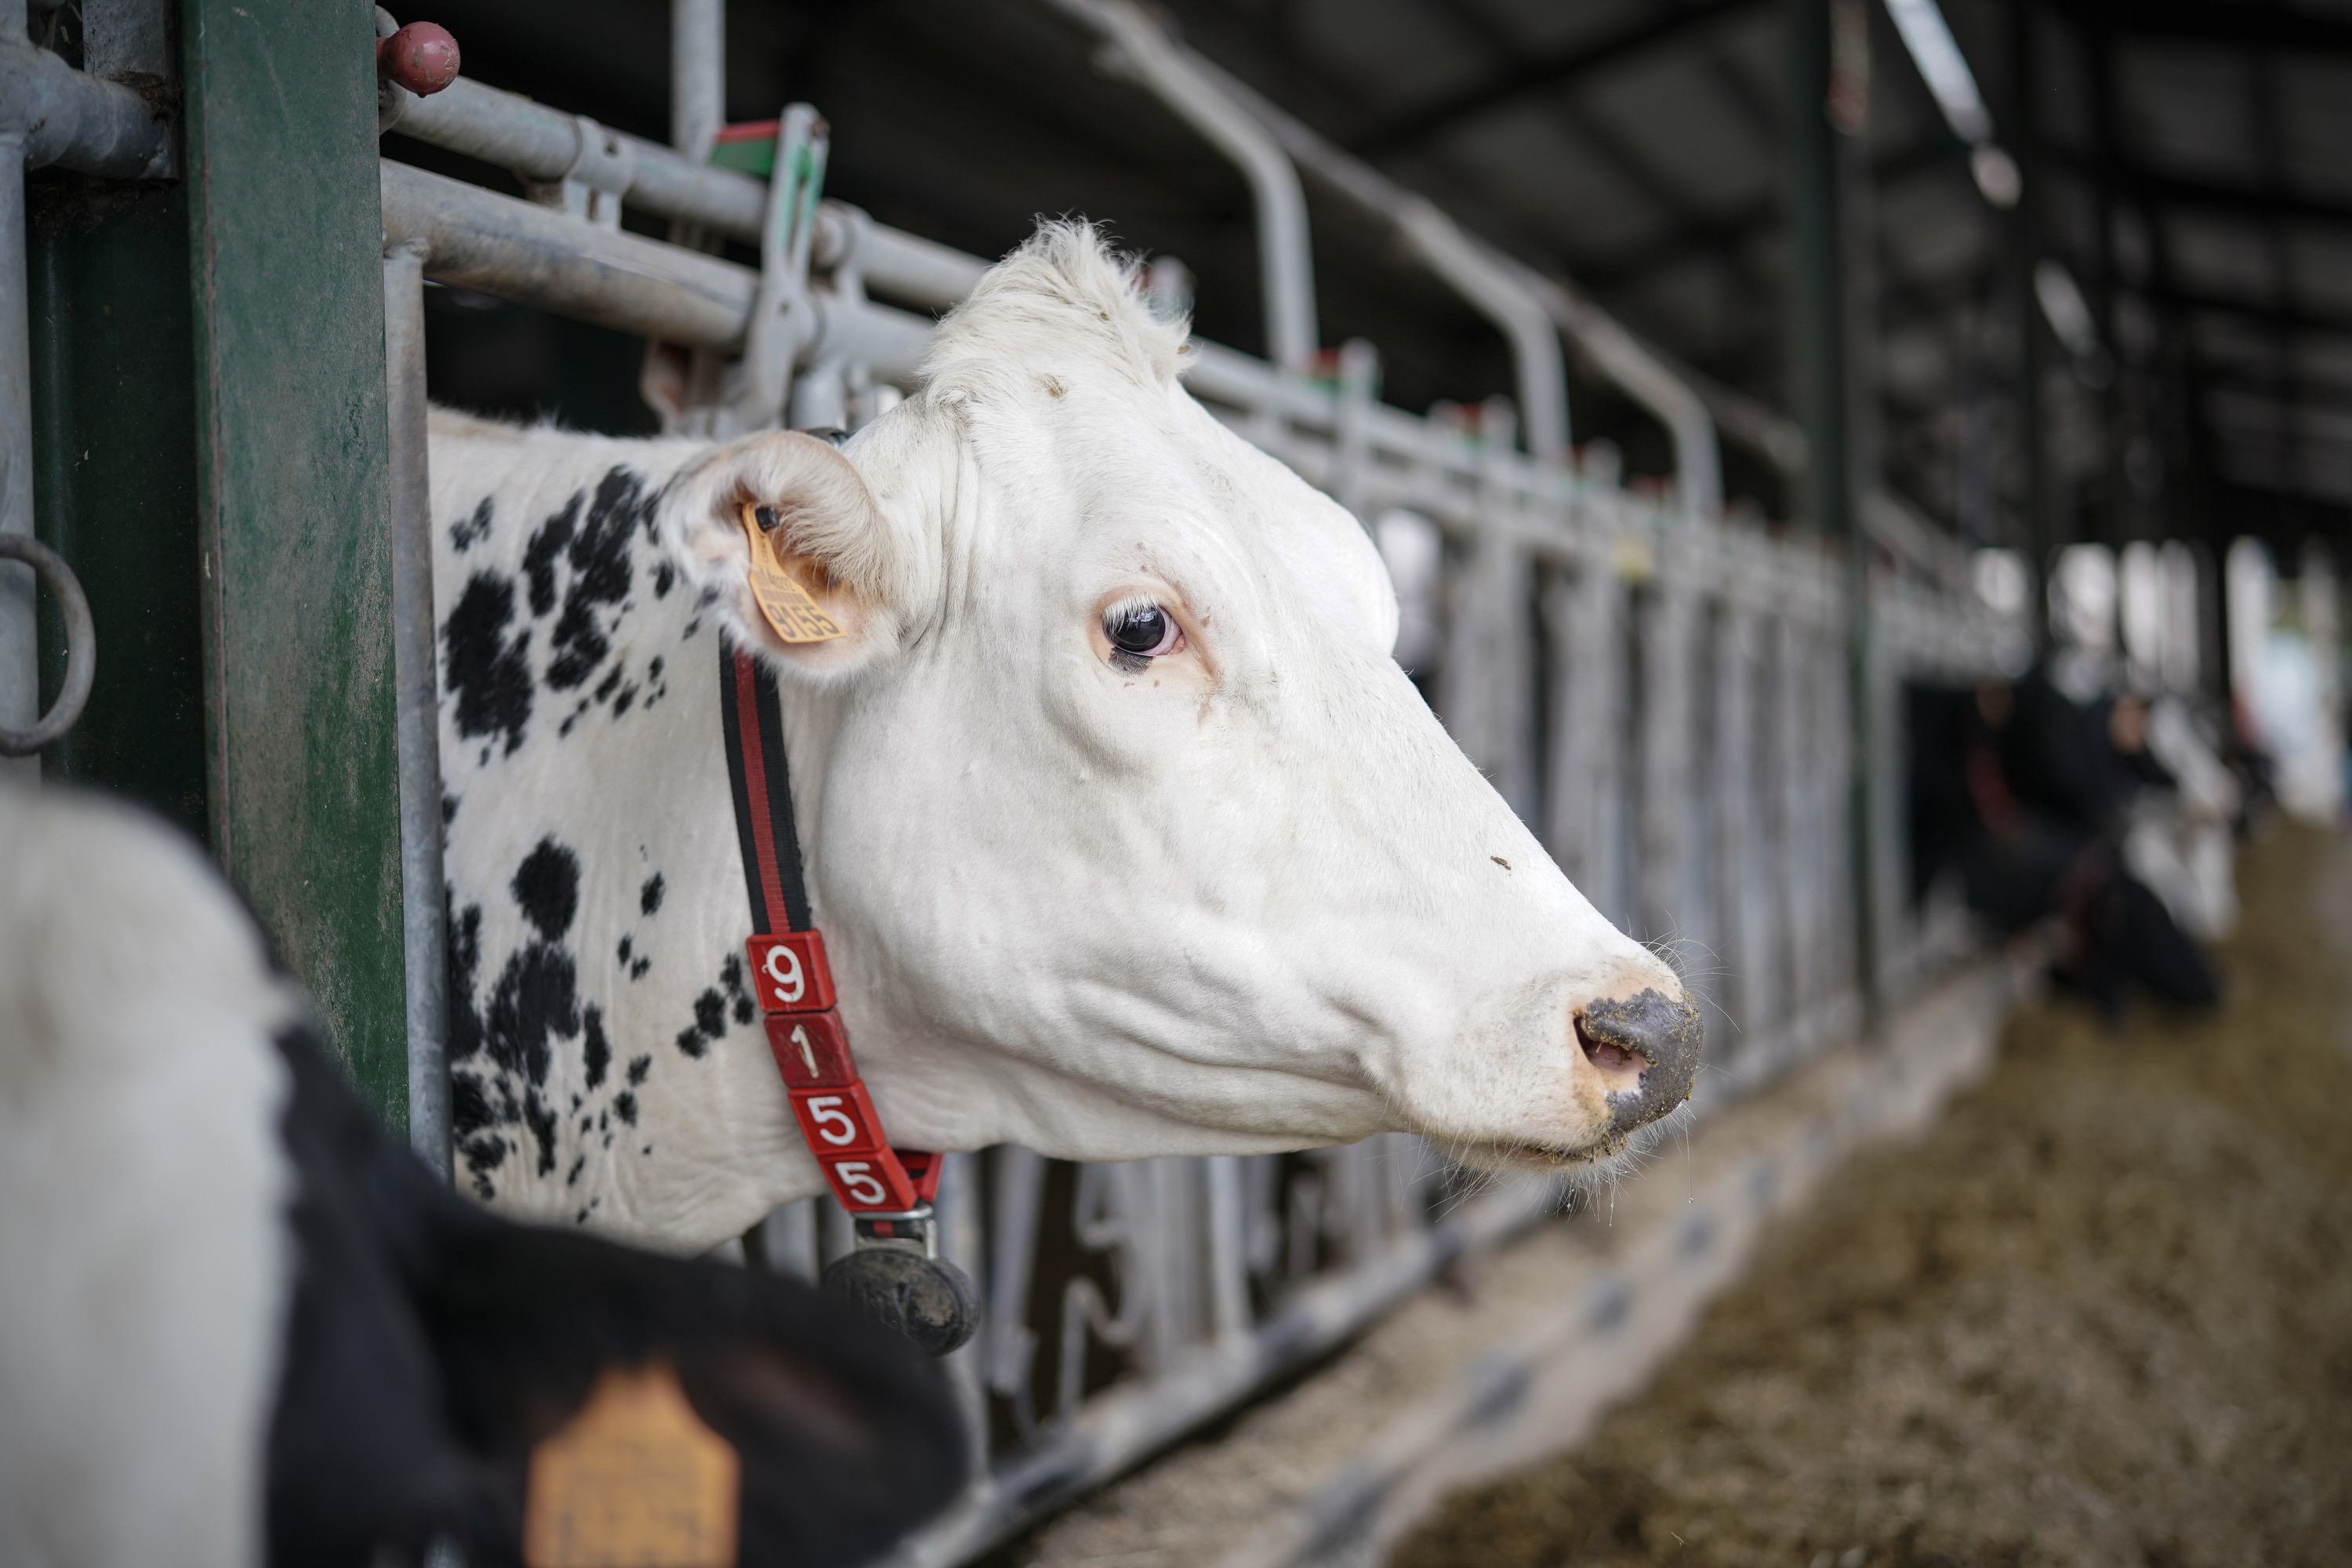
375 21 2016 1563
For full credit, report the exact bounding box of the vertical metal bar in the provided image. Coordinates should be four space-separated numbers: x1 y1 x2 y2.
1203 1156 1251 1346
1712 601 1757 1071
936 1151 992 1468
185 0 407 1123
1330 339 1377 524
820 1195 856 1267
1542 521 1628 930
760 1198 818 1283
1 105 34 786
1440 399 1534 819
2008 0 2050 642
383 242 450 1179
671 0 724 164
1639 575 1696 949
986 1145 1047 1435
1050 0 1317 373
1788 0 1877 1022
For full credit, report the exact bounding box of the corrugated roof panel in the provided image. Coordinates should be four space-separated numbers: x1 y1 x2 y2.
1877 175 1993 285
1432 102 1668 260
2293 334 2352 390
2278 59 2352 203
1581 51 1778 212
1617 252 1742 353
1294 0 1497 116
2286 223 2352 320
2166 212 2280 304
1468 0 1653 60
2118 43 2261 184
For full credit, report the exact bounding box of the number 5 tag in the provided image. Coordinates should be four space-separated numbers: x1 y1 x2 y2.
788 1081 887 1155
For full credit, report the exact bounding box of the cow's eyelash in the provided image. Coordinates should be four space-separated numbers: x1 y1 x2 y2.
1102 599 1183 673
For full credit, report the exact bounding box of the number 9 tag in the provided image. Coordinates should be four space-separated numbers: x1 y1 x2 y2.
745 932 837 1014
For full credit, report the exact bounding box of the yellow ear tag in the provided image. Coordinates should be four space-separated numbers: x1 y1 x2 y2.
523 1360 741 1568
739 503 848 644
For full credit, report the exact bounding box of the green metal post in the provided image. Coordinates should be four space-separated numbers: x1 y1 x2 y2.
180 0 408 1127
1788 0 1878 1016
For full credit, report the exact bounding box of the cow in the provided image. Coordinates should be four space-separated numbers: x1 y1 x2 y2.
430 221 1700 1255
0 783 966 1568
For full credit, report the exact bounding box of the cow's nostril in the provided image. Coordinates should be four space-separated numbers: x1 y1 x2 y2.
1577 986 1704 1134
1575 1018 1648 1084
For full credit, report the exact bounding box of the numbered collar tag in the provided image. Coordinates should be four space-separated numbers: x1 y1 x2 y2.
523 1360 739 1568
719 632 971 1355
738 502 847 644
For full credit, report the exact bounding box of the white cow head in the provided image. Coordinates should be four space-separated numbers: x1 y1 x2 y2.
659 223 1697 1179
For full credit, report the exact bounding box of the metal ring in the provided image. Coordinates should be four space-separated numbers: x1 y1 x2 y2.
0 533 96 757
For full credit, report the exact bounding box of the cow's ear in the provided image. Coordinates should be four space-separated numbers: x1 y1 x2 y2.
671 1324 969 1565
414 1218 970 1568
664 430 931 681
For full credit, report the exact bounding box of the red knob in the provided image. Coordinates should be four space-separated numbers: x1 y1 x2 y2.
378 22 460 97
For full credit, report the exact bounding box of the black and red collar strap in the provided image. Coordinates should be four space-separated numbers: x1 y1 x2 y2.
720 641 942 1214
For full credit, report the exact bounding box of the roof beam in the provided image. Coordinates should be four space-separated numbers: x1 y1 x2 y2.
2149 285 2352 340
2044 148 2352 230
2056 0 2352 53
1345 0 1766 158
1570 136 1969 289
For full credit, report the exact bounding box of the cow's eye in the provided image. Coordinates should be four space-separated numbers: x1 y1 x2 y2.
1105 604 1181 660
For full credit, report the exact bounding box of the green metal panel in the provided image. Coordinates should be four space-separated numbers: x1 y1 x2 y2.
31 176 209 840
181 0 408 1127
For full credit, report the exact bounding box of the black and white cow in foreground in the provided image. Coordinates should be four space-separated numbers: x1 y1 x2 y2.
0 786 965 1568
431 221 1702 1254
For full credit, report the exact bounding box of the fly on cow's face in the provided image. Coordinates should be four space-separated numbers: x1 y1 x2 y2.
753 505 782 533
1102 601 1183 673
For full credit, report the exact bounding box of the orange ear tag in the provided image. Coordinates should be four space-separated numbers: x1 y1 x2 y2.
739 503 848 644
523 1360 741 1568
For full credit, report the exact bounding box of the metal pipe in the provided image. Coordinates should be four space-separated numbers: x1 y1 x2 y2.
1515 270 1720 514
894 1173 1563 1568
1179 48 1735 500
0 533 93 758
816 216 987 313
382 158 751 345
393 78 768 235
0 27 174 180
387 87 983 315
1394 201 1569 465
379 161 935 375
383 241 452 1181
1 119 30 786
670 0 724 164
1176 49 1578 466
1040 0 1318 376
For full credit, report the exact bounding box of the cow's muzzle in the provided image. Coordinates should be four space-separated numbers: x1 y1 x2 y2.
1577 986 1703 1136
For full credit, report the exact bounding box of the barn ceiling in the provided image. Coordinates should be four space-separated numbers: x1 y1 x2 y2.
408 0 2352 555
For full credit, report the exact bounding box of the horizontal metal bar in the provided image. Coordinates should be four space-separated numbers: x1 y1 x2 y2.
386 79 987 312
390 79 747 225
892 1173 1564 1568
0 32 173 179
378 159 935 379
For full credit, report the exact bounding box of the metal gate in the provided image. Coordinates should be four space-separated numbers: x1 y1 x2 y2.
7 3 2016 1563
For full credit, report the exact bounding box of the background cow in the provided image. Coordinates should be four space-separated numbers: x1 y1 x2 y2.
430 223 1700 1254
0 785 966 1568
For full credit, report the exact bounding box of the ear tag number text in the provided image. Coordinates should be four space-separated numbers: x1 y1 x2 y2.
739 503 848 644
